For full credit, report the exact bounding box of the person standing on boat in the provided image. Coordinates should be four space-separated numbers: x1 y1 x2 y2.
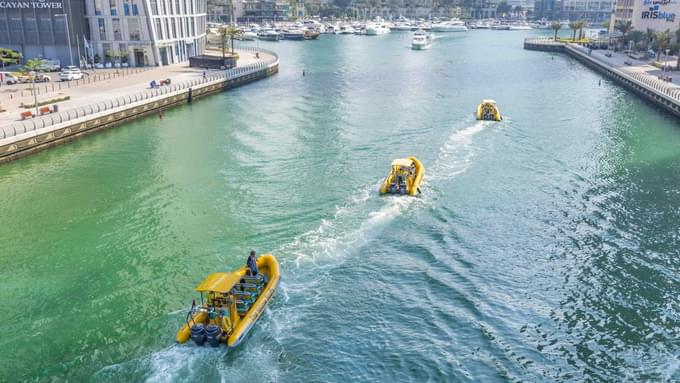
247 250 259 276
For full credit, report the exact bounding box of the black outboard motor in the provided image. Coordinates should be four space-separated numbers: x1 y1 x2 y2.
190 323 207 346
206 324 222 347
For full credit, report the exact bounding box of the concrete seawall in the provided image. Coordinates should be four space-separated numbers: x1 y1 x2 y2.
524 39 680 119
0 47 279 164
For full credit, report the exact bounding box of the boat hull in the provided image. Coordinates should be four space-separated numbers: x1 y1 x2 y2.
379 157 425 196
476 102 502 121
175 254 280 347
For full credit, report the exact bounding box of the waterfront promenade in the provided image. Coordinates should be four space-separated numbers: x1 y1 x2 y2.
0 47 278 163
524 38 680 117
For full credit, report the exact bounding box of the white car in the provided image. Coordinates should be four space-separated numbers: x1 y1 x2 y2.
0 71 19 85
60 66 84 81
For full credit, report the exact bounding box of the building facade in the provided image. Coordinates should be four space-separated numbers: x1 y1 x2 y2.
238 0 289 23
561 0 613 21
0 0 89 66
207 0 244 23
84 0 207 67
632 0 679 31
610 0 679 33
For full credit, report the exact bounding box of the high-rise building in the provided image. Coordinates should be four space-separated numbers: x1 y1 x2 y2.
0 0 89 66
84 0 207 67
207 0 244 24
238 0 290 23
561 0 612 22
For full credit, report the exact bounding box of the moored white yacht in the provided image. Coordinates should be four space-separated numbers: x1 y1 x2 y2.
366 24 391 35
411 29 435 50
257 29 280 41
431 20 467 32
335 25 355 35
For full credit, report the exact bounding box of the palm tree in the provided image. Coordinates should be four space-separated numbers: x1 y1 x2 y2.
646 28 655 50
22 58 43 73
568 21 579 42
615 20 633 38
577 21 586 41
551 21 561 41
225 25 241 55
654 30 671 62
218 27 228 58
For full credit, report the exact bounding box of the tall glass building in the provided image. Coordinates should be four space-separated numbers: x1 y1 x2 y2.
0 0 89 66
85 0 208 67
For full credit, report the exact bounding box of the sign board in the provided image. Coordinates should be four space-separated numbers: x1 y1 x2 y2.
0 0 64 9
633 0 680 31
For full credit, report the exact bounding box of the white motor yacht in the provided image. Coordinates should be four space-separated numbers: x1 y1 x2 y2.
411 29 435 50
366 24 391 35
258 29 280 41
509 23 532 30
241 31 258 41
431 20 467 32
335 25 355 35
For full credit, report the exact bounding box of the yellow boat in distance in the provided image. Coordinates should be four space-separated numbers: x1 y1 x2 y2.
176 254 280 348
476 99 502 121
379 157 425 196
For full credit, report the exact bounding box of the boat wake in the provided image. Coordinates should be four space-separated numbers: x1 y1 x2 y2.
98 119 495 382
426 119 491 183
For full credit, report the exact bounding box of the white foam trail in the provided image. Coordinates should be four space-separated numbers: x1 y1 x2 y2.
426 120 489 182
114 120 492 382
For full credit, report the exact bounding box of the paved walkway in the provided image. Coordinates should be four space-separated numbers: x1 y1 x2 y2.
0 49 269 126
568 43 680 87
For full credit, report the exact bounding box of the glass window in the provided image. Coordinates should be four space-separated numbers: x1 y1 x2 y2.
150 0 158 15
155 19 163 39
132 4 139 15
94 0 103 15
112 18 121 40
98 18 106 40
172 18 177 39
128 18 141 41
124 3 130 16
109 0 117 16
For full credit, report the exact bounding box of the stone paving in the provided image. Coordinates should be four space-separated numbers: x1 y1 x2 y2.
0 49 269 127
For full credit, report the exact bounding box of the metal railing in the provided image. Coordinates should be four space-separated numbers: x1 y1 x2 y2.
1 47 279 140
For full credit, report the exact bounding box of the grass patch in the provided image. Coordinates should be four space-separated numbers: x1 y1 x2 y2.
21 95 70 109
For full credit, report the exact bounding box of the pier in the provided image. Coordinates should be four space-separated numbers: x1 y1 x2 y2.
524 38 680 119
0 47 279 164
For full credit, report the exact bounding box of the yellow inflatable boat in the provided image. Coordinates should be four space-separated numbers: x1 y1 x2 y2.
379 157 424 196
176 253 280 348
476 100 502 121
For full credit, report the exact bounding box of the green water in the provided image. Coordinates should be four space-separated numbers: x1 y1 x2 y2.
1 30 679 382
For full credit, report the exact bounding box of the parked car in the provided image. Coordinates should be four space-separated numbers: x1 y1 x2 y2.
0 71 19 85
60 66 84 81
39 59 61 72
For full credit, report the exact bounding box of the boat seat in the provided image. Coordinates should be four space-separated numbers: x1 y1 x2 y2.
234 290 256 304
235 300 250 315
242 274 265 286
236 282 261 294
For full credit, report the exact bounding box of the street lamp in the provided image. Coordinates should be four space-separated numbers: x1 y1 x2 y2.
55 13 74 67
29 71 38 117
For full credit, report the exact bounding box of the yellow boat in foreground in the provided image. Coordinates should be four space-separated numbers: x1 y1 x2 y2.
176 254 280 347
379 157 424 196
476 99 502 121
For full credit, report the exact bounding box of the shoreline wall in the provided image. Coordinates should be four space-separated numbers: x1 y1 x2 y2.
0 47 279 165
524 39 680 119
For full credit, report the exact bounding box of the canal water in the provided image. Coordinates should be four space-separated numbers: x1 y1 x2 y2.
1 30 679 382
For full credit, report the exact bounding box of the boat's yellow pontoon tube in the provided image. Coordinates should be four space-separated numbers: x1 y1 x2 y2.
379 157 424 196
176 254 280 348
476 99 502 121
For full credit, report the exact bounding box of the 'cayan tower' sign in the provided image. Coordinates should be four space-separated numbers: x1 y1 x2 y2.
0 0 64 8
